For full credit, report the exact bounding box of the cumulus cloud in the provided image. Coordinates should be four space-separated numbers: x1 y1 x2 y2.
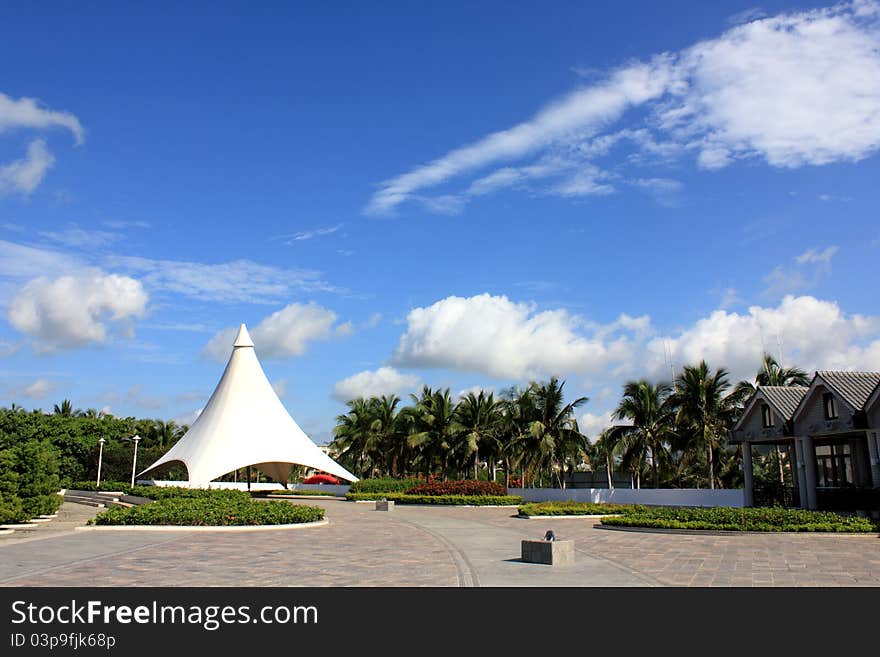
578 411 619 442
203 302 348 361
0 139 54 196
644 295 880 384
390 293 638 379
0 92 84 144
7 269 148 352
367 1 880 214
332 367 421 402
24 378 52 399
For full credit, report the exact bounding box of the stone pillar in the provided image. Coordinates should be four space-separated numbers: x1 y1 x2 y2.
794 438 808 509
867 431 880 488
801 435 818 510
742 442 754 507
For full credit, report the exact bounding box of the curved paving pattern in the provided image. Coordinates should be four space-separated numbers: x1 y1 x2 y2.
1 500 879 586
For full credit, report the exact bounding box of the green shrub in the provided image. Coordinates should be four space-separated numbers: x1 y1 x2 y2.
406 480 507 496
600 506 879 532
345 492 522 506
0 492 24 524
91 498 324 526
126 486 250 502
518 501 641 516
67 481 130 492
260 489 337 497
348 478 421 494
21 493 62 517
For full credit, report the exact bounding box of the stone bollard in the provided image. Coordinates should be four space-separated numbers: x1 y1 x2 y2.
375 499 394 511
521 538 575 565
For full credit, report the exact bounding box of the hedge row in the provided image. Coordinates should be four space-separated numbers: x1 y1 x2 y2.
91 498 325 526
348 478 422 494
126 486 251 502
345 492 522 506
405 480 507 496
518 501 641 516
66 481 131 492
258 489 338 497
601 506 878 532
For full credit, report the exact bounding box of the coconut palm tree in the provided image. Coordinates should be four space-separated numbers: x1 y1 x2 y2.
53 399 76 416
407 387 460 480
614 380 676 489
454 390 503 480
368 395 408 477
591 428 624 489
329 398 374 477
674 361 737 490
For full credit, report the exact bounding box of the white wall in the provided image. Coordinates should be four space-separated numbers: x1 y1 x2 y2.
509 487 745 507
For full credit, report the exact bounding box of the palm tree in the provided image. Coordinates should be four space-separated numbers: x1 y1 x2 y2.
592 428 623 489
407 387 460 480
514 377 588 489
330 398 374 477
614 379 676 489
674 361 737 490
53 399 76 416
454 390 503 480
368 395 408 477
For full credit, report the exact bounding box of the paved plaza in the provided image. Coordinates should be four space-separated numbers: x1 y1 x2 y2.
1 499 879 587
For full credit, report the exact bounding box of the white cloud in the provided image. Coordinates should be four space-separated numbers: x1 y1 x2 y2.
0 93 84 144
332 366 421 402
763 245 838 298
0 139 54 195
365 57 675 214
0 240 81 281
284 224 343 242
578 411 617 442
7 269 148 352
39 226 121 249
24 378 52 399
203 302 346 361
391 293 636 379
644 295 880 384
107 255 339 304
367 1 880 214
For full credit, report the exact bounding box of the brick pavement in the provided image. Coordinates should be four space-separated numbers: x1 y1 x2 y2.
1 500 879 587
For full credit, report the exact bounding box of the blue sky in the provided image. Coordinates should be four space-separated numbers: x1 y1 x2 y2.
2 1 879 442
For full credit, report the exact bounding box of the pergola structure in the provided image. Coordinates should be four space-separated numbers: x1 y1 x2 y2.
139 324 357 487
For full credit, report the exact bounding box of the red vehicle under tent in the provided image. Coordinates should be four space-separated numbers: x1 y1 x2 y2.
303 474 341 485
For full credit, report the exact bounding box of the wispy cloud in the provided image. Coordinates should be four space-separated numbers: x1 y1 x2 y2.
763 246 839 299
0 139 54 196
367 1 880 215
0 92 84 144
39 226 122 249
279 224 343 243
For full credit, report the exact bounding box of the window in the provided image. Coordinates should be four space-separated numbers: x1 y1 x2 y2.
761 404 774 428
815 442 852 488
822 392 838 420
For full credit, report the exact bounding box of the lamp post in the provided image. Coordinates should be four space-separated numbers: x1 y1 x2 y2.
128 435 141 488
96 437 106 487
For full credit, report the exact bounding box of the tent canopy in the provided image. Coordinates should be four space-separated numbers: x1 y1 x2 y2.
139 324 357 486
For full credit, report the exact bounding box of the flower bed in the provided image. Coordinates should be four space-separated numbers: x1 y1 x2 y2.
405 480 507 496
518 501 640 516
600 506 878 533
345 492 521 506
90 498 324 526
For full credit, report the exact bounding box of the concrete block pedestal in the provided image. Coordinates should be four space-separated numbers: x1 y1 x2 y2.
375 500 394 511
521 539 575 565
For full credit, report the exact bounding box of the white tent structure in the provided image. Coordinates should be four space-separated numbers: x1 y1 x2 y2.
139 324 357 486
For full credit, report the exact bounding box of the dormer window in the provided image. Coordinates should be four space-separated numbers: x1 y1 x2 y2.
823 393 838 420
761 404 774 428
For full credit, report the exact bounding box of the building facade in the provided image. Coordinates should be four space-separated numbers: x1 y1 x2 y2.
730 371 880 511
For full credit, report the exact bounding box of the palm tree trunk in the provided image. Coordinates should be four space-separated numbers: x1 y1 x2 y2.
651 445 659 489
606 454 613 490
707 443 715 490
775 445 785 488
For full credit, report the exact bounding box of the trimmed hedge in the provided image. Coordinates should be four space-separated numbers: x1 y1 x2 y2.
346 492 522 506
21 493 62 517
67 481 130 492
518 501 640 516
601 506 879 533
348 478 422 494
405 480 507 496
262 489 338 497
126 486 251 502
90 498 325 526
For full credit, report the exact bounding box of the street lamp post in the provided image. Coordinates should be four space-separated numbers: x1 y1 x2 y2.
96 438 106 487
128 435 141 488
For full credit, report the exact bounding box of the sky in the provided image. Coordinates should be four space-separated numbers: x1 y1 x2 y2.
1 0 880 443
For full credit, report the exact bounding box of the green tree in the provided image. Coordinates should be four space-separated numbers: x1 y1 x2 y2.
454 390 503 481
614 380 676 489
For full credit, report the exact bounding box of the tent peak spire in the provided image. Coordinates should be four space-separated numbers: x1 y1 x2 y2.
233 323 254 348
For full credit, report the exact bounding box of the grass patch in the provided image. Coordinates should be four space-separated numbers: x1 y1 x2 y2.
90 498 324 526
345 492 522 506
601 506 879 533
518 501 640 516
